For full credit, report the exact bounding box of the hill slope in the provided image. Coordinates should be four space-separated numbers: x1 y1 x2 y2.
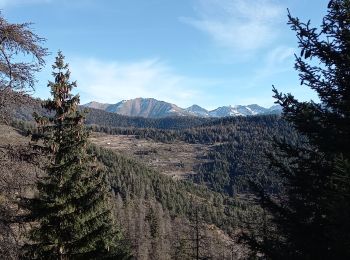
2 123 252 258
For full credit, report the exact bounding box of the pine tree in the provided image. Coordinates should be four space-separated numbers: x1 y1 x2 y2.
243 1 350 259
24 51 130 259
187 205 209 260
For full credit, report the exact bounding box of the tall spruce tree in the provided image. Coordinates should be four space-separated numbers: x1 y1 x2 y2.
25 52 130 259
243 1 350 259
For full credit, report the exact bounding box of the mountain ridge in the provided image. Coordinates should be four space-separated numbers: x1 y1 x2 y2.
83 98 282 118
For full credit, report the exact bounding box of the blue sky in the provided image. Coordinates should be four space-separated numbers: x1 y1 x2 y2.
2 0 329 109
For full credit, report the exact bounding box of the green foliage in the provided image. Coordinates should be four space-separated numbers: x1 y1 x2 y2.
243 1 350 259
84 108 210 130
91 144 251 258
24 52 130 259
88 114 287 144
90 144 244 234
190 116 297 195
88 115 298 197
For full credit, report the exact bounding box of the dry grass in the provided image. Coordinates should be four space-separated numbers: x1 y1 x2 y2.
0 124 28 146
89 132 211 179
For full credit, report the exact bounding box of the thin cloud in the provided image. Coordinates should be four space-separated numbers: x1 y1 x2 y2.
246 45 319 105
69 57 210 107
254 46 295 80
181 0 284 53
236 46 295 101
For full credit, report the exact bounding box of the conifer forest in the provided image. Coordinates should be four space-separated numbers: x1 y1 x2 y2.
1 1 350 259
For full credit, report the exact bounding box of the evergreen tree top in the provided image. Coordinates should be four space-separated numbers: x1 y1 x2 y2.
273 0 350 157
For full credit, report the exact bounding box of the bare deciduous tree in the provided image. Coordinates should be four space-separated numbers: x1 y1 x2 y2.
0 13 47 259
0 13 48 123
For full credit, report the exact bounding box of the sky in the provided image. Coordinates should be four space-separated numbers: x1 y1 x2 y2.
2 0 329 109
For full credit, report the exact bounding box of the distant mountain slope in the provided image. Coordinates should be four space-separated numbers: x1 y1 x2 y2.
104 98 188 118
11 96 211 130
185 104 210 117
83 98 282 118
83 101 110 110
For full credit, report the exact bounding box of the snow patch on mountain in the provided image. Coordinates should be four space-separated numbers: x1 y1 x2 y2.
83 98 282 118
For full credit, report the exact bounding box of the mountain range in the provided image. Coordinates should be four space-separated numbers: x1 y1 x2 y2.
83 98 282 118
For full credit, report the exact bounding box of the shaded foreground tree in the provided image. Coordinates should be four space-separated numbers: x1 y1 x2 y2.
24 52 130 259
0 131 42 259
242 1 350 259
0 13 47 123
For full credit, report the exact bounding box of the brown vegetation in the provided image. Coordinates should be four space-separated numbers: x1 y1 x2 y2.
90 132 211 179
0 124 41 259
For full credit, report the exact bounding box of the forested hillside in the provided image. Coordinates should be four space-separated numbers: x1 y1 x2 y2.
13 104 298 197
8 95 295 258
87 115 299 196
2 1 350 259
2 122 256 258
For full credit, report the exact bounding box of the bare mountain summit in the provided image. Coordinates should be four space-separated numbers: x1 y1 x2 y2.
90 98 188 118
83 98 282 118
83 101 110 111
